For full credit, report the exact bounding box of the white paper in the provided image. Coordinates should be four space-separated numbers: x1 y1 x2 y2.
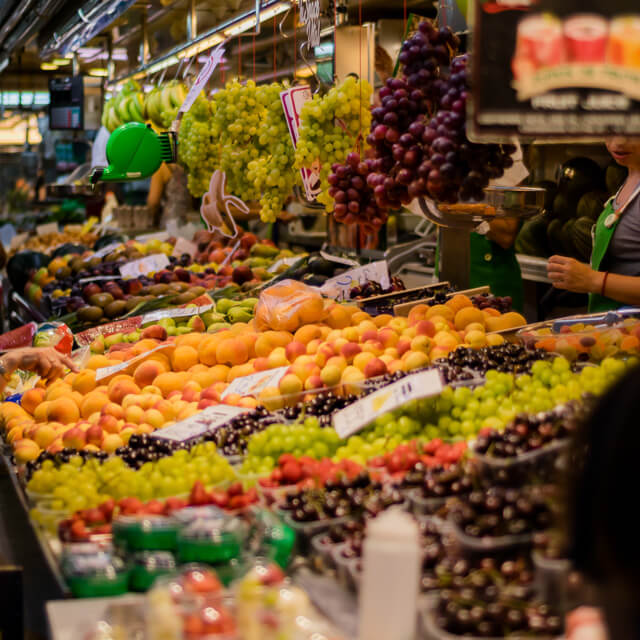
141 304 213 324
119 253 170 278
333 369 443 439
267 256 299 273
91 242 122 259
152 404 247 442
320 260 390 301
172 237 198 258
220 366 289 399
9 232 28 250
135 231 170 243
36 222 58 236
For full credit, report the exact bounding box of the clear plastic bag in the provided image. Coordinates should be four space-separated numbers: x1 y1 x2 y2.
254 279 327 332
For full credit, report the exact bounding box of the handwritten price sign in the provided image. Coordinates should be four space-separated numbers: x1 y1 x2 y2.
320 260 391 301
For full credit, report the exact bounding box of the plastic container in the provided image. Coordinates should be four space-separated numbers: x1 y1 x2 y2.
112 515 179 552
358 508 421 640
474 439 569 484
252 511 296 570
281 514 352 553
447 517 533 555
172 506 227 527
332 543 359 592
533 550 572 614
406 490 449 517
61 546 130 598
310 533 340 572
128 550 177 592
257 482 299 506
30 499 70 535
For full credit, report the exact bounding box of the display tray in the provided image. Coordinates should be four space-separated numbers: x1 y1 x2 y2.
354 281 451 309
393 286 491 317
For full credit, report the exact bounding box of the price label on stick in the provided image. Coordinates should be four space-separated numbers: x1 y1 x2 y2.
152 404 248 443
178 43 226 116
333 369 444 439
36 222 58 236
221 367 290 400
119 253 170 278
172 236 198 258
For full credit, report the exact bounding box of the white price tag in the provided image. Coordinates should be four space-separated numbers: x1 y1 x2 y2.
179 43 226 116
142 304 213 325
320 260 391 301
333 370 443 439
91 242 122 259
280 86 321 201
95 344 172 381
135 231 170 243
319 250 359 267
36 222 58 236
119 253 170 278
77 275 121 285
221 366 290 400
9 232 28 250
172 237 198 258
267 256 299 273
152 404 248 443
299 0 320 48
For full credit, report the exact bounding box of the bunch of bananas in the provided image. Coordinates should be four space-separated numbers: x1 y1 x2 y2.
101 80 188 133
146 81 187 130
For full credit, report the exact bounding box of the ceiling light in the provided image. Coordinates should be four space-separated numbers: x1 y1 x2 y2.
178 33 225 59
88 67 108 77
40 62 58 70
146 55 179 75
53 58 71 65
224 1 291 36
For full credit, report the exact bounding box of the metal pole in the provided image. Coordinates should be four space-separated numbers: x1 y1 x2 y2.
106 33 114 82
72 52 79 76
140 8 149 65
187 0 197 42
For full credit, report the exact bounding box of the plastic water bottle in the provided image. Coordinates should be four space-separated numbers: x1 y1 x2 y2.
358 508 421 640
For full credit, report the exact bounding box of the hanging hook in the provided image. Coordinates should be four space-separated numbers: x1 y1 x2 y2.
278 4 292 38
299 40 324 90
172 56 186 81
182 54 197 81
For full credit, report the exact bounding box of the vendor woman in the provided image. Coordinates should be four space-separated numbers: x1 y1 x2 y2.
548 138 640 312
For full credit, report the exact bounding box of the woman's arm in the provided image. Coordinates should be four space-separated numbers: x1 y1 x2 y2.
548 255 640 305
487 218 519 250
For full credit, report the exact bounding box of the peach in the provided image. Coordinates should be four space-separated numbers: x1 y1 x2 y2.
321 364 342 387
174 333 205 349
291 361 320 383
305 374 323 391
153 399 177 421
486 333 505 346
326 355 348 372
361 328 379 343
169 345 198 371
465 322 485 334
270 331 294 347
125 405 145 424
306 338 322 355
198 335 222 366
86 425 104 447
72 369 97 395
362 340 384 357
102 433 125 454
62 426 86 449
396 338 412 357
46 383 72 402
415 320 436 337
7 426 25 444
466 329 487 349
454 307 485 331
314 344 336 367
216 338 249 367
411 335 432 354
380 354 395 366
426 304 454 321
46 439 63 455
342 326 360 343
33 425 57 449
279 373 303 396
446 294 473 313
209 364 230 382
99 414 121 433
135 424 154 435
364 357 387 379
108 378 141 405
80 391 110 420
433 331 461 349
430 345 454 360
101 402 125 420
254 334 274 358
352 311 372 324
326 329 343 343
340 342 362 362
192 369 221 389
294 324 322 344
408 304 430 325
228 363 254 381
47 397 80 424
267 347 288 369
285 341 307 362
86 354 113 370
402 327 418 340
223 393 243 406
120 427 136 444
373 313 394 328
134 360 167 387
238 396 258 409
188 363 209 373
21 388 46 416
353 351 376 371
403 350 430 371
198 398 218 410
388 317 408 333
14 439 41 464
384 347 399 359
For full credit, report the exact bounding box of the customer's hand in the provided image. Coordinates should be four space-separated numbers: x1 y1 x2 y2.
548 255 601 294
566 607 608 639
1 347 78 381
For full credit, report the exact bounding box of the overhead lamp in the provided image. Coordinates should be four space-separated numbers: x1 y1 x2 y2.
146 55 179 75
178 33 225 59
53 58 71 65
40 62 58 70
224 1 291 37
88 67 109 77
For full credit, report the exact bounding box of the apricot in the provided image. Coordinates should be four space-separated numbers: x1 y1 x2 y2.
154 372 190 397
454 307 485 331
373 313 394 328
72 369 97 395
134 360 168 387
33 401 52 423
125 405 145 424
216 338 249 367
86 354 113 370
227 363 254 381
294 324 322 344
279 373 303 396
175 333 205 349
170 345 199 371
403 350 430 371
408 304 430 325
108 377 141 404
47 397 80 424
326 306 351 329
45 383 72 402
621 335 640 351
445 294 473 314
21 388 46 416
198 334 224 366
426 304 455 321
192 368 222 389
14 439 41 463
351 311 372 324
142 408 165 430
253 357 270 371
101 402 125 420
500 311 527 329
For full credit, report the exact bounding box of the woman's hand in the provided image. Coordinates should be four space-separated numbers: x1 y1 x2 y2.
548 255 602 294
1 347 78 381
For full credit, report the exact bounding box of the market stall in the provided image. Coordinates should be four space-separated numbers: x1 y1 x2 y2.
1 0 640 639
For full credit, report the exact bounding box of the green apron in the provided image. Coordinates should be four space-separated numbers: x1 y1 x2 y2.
588 198 622 313
469 233 524 312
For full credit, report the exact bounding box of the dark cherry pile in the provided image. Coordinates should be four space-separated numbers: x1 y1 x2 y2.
471 293 513 313
433 556 563 637
360 285 455 316
280 472 404 523
281 392 360 426
449 485 557 539
435 344 549 376
205 406 281 456
348 276 405 300
115 435 189 469
402 462 476 500
426 287 459 306
473 401 586 459
532 530 568 561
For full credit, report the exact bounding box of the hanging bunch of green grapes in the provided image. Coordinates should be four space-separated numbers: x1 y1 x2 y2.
210 79 297 222
295 76 373 211
178 94 219 197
